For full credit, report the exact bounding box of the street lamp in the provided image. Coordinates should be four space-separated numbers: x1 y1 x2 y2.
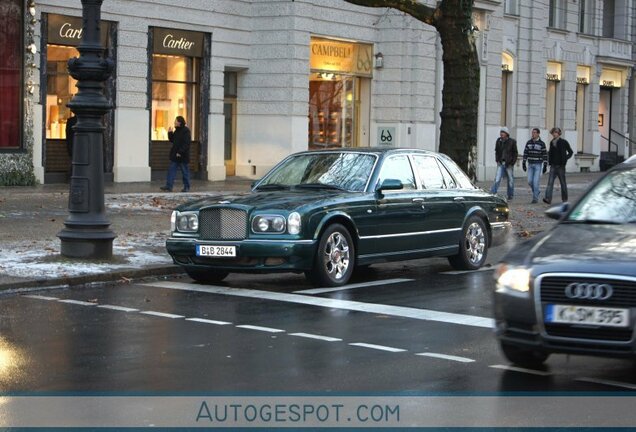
57 0 116 259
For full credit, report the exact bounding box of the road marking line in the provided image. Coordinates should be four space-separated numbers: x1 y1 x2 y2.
440 267 495 275
23 295 59 301
236 325 285 333
576 377 636 390
186 318 232 326
57 299 98 306
289 333 342 342
349 343 406 353
140 311 185 319
489 364 553 376
97 305 139 312
293 278 414 295
142 281 494 329
416 352 475 363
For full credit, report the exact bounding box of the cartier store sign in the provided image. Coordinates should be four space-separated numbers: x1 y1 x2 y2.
47 14 111 47
152 27 204 58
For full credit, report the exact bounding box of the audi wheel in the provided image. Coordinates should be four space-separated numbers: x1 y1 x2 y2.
500 341 549 368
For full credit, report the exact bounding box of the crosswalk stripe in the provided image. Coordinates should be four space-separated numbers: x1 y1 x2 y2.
142 281 494 329
293 278 414 295
416 352 475 363
349 343 406 353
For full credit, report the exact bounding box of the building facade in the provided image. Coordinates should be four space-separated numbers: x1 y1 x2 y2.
0 0 634 185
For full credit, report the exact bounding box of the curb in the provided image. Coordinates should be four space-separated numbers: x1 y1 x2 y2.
0 264 185 294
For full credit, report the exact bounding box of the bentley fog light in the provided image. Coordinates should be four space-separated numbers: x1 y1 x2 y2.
288 212 301 235
495 264 530 293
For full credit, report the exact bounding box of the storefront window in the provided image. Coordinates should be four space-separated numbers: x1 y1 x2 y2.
308 73 357 149
0 0 22 149
46 45 79 139
151 54 199 141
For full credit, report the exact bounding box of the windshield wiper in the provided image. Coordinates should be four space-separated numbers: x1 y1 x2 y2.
294 183 347 191
565 219 623 225
254 183 289 191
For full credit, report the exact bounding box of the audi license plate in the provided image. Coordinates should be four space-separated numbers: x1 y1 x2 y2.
545 304 629 327
196 245 236 257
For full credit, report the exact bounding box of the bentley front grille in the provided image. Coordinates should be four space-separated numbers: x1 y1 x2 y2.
199 208 247 240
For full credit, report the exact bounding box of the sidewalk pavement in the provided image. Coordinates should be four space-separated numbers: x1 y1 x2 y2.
0 171 604 293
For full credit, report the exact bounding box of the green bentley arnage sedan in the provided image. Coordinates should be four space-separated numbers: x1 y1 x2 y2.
166 148 511 286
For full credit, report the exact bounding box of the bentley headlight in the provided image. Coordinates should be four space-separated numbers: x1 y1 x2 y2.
171 211 177 232
174 212 199 233
252 215 286 233
495 264 530 294
288 212 301 235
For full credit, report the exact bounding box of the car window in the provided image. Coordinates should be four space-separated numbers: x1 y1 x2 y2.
438 161 457 189
437 154 475 189
378 155 416 190
567 168 636 224
257 152 376 192
412 155 446 189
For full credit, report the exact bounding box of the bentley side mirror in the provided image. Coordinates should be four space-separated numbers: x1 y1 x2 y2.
376 179 404 192
545 202 570 220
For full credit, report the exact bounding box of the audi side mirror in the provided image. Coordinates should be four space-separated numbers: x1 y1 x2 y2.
545 203 569 220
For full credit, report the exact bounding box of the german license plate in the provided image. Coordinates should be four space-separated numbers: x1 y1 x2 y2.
196 245 236 257
545 304 629 327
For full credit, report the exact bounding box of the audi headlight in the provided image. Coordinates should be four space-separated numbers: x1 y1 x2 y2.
174 211 199 233
252 215 286 233
288 212 301 235
495 264 530 294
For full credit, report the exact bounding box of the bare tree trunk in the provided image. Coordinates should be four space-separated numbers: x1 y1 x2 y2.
436 0 479 180
343 0 479 179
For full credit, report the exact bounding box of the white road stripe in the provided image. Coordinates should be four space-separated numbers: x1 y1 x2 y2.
416 352 476 363
440 267 495 275
23 295 59 301
293 278 414 295
97 305 139 312
289 333 342 342
57 299 98 306
576 377 636 390
186 318 232 326
236 325 285 333
349 343 406 353
142 281 494 329
489 364 553 376
140 311 185 319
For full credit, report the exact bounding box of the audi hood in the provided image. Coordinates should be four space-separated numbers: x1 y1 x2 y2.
502 223 636 277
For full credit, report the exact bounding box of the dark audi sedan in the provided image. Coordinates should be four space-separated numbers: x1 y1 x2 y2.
167 148 511 286
494 156 636 366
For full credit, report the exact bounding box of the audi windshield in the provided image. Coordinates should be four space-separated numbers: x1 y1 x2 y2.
566 168 636 224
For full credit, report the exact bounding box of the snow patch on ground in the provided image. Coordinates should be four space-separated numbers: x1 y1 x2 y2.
0 231 172 279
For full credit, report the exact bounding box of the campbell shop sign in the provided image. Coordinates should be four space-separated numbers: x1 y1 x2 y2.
310 37 373 77
47 14 111 47
153 27 204 58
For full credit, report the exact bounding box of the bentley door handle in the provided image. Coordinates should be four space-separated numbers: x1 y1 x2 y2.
412 198 425 203
453 197 465 201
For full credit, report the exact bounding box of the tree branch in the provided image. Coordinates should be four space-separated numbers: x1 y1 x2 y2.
343 0 438 26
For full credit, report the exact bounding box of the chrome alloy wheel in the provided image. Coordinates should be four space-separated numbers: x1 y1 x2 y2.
322 231 351 280
464 222 486 265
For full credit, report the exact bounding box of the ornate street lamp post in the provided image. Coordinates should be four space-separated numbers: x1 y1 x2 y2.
57 0 115 259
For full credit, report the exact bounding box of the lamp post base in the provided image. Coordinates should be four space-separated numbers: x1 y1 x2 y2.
58 228 116 259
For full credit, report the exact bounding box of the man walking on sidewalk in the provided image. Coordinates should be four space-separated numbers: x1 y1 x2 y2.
543 127 573 204
490 127 518 200
522 128 547 203
160 116 191 193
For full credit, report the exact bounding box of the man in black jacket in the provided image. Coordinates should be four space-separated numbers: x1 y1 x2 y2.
490 127 518 200
161 116 191 192
543 127 573 204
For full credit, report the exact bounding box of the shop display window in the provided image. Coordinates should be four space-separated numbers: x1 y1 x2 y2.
0 0 23 148
46 45 79 140
151 54 199 141
308 73 356 150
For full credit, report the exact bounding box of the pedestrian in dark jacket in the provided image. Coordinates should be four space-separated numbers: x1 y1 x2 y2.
490 127 518 200
543 127 573 204
522 128 548 203
161 116 191 192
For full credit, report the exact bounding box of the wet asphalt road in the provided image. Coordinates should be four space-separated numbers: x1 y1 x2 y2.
1 256 635 394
